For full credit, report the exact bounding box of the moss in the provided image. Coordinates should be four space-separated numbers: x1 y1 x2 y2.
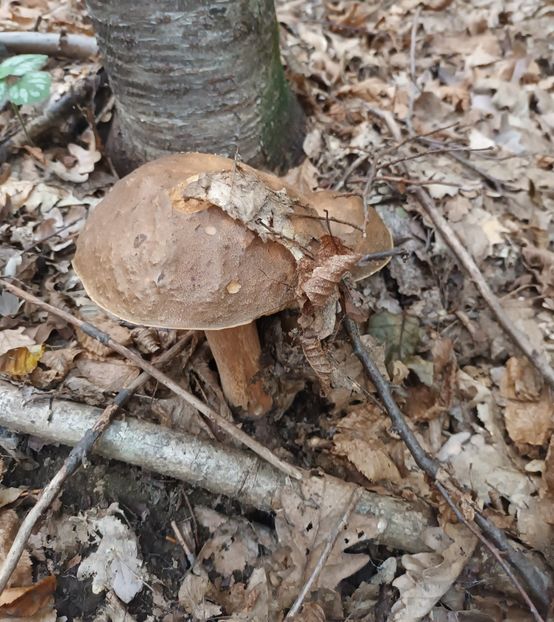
257 10 305 172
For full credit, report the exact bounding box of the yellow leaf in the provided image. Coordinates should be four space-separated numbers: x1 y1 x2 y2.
0 344 44 376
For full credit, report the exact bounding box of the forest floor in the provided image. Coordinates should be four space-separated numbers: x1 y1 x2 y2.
0 0 553 620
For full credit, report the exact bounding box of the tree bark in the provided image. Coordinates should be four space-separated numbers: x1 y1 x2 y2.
85 0 304 174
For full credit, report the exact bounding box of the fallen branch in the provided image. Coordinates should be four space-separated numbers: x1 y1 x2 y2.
344 315 550 619
0 75 100 163
0 32 98 59
365 106 554 391
0 332 194 595
0 380 432 554
0 279 302 481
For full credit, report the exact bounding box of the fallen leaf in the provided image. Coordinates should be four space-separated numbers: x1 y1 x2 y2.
390 524 477 621
0 576 56 617
77 510 145 603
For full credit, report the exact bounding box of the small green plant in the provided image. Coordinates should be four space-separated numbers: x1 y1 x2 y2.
0 54 51 106
0 54 52 143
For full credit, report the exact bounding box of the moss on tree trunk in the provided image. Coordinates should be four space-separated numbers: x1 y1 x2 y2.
86 0 304 173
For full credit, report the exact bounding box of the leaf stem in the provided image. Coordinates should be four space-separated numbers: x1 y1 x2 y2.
10 101 34 146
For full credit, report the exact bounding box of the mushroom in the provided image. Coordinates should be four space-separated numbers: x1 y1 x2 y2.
73 153 392 417
73 153 321 416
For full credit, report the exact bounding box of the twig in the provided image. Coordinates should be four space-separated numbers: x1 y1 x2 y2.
365 106 554 391
373 175 462 188
0 380 434 554
419 136 506 193
0 32 97 59
344 315 548 619
0 333 194 596
0 279 302 481
380 146 491 170
284 488 362 619
171 520 196 567
294 212 363 232
10 102 33 145
357 245 410 264
406 7 421 134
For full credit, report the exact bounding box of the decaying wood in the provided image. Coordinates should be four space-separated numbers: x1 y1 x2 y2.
0 380 431 554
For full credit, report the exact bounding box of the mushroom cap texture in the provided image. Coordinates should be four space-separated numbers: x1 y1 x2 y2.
73 153 301 330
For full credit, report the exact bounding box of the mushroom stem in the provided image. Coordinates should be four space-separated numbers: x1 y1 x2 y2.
205 322 273 417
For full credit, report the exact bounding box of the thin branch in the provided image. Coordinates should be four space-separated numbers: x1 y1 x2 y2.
294 212 364 232
364 106 554 391
284 488 362 619
357 244 411 264
0 32 97 59
373 175 462 188
406 6 421 134
0 279 302 481
344 314 548 619
0 333 194 595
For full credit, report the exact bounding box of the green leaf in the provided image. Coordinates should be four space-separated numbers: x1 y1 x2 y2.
0 54 48 79
0 81 6 107
7 71 51 105
368 311 421 364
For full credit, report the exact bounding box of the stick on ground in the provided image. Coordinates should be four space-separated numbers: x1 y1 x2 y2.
0 380 432 554
344 314 549 620
0 333 194 595
0 279 302 481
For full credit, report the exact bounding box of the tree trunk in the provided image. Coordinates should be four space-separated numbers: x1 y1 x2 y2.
86 0 304 174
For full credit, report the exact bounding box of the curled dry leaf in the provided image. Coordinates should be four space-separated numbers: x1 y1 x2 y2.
332 407 401 483
0 327 43 376
390 524 477 622
297 236 360 383
178 166 319 260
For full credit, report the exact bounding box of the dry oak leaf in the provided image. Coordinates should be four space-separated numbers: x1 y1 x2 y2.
272 477 385 610
500 357 554 447
389 524 477 622
0 576 56 619
332 407 401 483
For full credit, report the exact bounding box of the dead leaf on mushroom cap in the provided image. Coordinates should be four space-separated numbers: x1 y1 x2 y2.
307 190 393 279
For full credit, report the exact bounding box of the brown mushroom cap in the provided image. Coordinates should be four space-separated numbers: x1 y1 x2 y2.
73 153 305 330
